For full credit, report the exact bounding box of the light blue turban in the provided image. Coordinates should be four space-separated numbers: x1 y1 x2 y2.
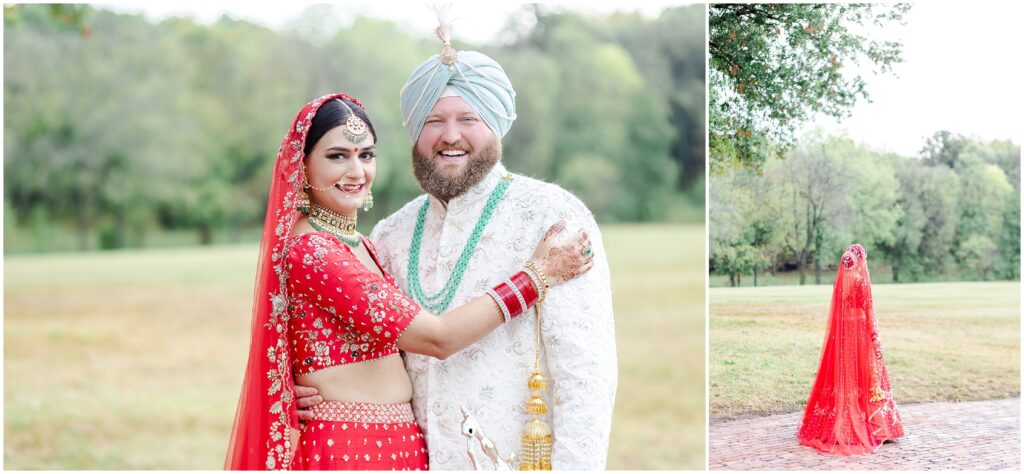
400 50 517 142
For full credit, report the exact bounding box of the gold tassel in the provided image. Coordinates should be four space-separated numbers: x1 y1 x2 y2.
870 386 885 403
519 303 552 470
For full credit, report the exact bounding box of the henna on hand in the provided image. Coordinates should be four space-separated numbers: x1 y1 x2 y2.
543 220 567 240
545 246 587 283
538 230 595 285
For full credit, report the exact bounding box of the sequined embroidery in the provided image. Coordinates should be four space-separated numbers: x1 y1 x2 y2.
285 232 420 374
309 401 417 424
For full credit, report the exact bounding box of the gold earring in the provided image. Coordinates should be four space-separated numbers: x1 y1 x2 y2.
362 190 374 211
297 176 311 214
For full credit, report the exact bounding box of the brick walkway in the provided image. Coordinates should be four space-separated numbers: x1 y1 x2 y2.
710 399 1020 470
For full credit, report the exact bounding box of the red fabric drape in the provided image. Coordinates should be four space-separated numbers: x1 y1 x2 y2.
224 93 366 470
797 244 905 455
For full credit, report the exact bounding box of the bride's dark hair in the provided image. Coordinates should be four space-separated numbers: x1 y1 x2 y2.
304 98 377 155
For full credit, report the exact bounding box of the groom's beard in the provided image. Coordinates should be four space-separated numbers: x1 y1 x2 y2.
412 137 501 202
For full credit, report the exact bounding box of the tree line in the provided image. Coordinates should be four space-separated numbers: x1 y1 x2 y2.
4 4 705 252
710 131 1020 285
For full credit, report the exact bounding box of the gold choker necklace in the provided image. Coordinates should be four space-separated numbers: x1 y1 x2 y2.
308 202 361 247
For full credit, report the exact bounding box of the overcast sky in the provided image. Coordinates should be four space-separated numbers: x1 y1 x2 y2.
101 0 694 44
802 2 1023 156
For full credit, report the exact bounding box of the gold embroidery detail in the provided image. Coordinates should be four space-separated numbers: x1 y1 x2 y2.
309 401 416 424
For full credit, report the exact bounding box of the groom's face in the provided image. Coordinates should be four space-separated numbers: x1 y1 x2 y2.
413 96 501 202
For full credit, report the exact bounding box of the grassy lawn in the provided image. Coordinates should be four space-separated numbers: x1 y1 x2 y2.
604 224 705 470
709 281 1021 421
3 223 704 469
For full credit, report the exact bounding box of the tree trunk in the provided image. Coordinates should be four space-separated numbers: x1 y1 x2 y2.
199 224 213 245
113 207 126 249
799 200 814 286
798 252 807 285
75 195 92 251
729 272 736 287
814 256 822 284
753 268 758 287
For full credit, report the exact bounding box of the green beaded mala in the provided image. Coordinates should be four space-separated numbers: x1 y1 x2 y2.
407 175 513 314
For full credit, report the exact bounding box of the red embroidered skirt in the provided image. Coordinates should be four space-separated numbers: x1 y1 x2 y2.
291 401 428 470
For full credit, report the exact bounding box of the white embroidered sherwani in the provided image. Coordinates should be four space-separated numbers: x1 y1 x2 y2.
371 162 617 470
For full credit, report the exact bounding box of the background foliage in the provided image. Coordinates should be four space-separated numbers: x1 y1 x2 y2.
4 4 706 253
710 130 1020 286
708 3 910 171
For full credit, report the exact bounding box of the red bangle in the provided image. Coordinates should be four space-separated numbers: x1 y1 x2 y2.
489 271 541 322
510 271 539 305
493 281 524 316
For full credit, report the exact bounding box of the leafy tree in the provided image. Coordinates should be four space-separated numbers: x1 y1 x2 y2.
875 160 959 281
921 130 968 168
591 6 707 187
958 234 999 281
708 3 910 171
4 4 92 35
710 131 1018 285
709 166 777 286
772 133 858 284
954 157 1012 276
502 5 704 219
841 150 901 271
4 4 708 252
5 8 193 249
963 139 1020 279
501 16 677 221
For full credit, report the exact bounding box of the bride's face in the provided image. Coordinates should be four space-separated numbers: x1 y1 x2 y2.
305 125 376 217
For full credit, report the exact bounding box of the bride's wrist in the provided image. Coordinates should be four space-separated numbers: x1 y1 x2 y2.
523 261 549 302
486 270 541 323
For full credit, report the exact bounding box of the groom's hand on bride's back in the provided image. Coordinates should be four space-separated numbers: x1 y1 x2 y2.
293 384 323 422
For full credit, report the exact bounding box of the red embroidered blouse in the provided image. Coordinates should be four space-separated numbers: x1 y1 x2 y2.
284 232 421 374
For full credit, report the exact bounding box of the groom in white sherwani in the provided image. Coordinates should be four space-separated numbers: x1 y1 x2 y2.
298 41 617 470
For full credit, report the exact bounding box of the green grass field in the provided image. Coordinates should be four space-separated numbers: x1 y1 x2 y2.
710 281 1021 421
3 223 705 469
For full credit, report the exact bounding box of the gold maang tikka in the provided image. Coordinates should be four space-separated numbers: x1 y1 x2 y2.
336 99 370 144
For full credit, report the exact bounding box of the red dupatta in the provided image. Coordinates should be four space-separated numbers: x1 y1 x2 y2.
797 244 905 455
224 93 367 470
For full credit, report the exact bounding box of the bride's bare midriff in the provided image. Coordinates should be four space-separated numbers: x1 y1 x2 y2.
295 353 413 404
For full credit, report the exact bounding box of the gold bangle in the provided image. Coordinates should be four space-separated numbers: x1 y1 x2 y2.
524 261 549 303
522 265 546 304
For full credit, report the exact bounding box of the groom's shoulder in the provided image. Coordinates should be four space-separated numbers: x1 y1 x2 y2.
510 172 595 221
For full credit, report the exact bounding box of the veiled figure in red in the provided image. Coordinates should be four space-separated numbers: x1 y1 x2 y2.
223 93 595 470
797 244 905 455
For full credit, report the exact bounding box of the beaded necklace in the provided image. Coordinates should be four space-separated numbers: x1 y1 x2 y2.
308 202 361 247
407 174 513 314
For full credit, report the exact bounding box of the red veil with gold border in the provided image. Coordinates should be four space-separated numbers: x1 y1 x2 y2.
797 244 905 455
224 93 365 470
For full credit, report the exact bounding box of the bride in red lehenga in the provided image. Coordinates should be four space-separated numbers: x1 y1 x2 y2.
223 93 594 470
797 244 904 455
